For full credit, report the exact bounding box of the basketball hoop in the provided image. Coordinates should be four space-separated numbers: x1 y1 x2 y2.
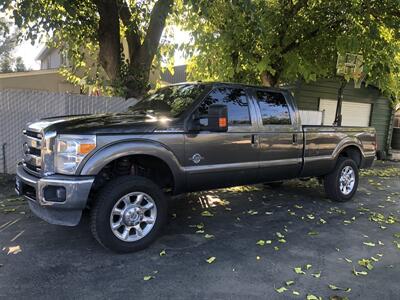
336 53 365 89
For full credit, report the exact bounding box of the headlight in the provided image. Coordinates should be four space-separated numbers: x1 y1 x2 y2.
55 135 96 175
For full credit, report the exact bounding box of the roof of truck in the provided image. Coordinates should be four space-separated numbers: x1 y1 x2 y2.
166 81 289 92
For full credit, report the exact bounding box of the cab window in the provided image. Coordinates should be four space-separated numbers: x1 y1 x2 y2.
198 87 251 126
255 91 291 125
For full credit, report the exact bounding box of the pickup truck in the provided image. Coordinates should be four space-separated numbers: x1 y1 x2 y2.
16 82 376 252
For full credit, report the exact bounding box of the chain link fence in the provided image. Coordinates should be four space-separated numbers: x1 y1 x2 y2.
0 89 137 174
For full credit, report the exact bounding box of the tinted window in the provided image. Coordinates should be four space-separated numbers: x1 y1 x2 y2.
198 87 251 125
128 84 205 117
255 91 291 125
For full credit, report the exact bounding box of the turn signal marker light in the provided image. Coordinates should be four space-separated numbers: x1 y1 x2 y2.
219 117 227 128
78 143 96 155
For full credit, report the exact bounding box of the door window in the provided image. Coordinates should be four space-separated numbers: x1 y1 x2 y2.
198 87 251 126
255 91 291 125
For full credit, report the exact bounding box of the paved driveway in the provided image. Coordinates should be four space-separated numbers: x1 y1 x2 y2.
0 162 399 299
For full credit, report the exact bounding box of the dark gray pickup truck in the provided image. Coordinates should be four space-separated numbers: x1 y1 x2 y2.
16 82 376 252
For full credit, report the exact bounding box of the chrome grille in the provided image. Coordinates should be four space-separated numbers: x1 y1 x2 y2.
23 130 43 175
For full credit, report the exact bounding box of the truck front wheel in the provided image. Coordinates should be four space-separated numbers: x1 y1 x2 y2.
90 176 167 253
324 157 359 202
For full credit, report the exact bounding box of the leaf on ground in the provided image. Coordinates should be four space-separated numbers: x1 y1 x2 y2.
311 272 321 278
328 284 351 292
293 290 300 295
201 211 214 217
206 256 216 264
278 239 286 243
274 246 279 251
294 267 305 274
159 249 166 256
276 232 285 238
285 280 294 286
319 218 327 224
358 258 374 270
247 210 258 215
275 287 287 293
394 233 400 239
305 264 312 270
344 258 352 263
363 242 376 247
204 234 214 239
196 230 205 234
352 267 368 276
256 240 266 246
6 245 21 255
307 294 322 300
143 275 155 281
307 214 315 220
294 205 303 209
308 231 319 236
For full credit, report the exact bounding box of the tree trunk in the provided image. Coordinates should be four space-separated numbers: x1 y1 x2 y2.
260 71 279 87
95 0 121 83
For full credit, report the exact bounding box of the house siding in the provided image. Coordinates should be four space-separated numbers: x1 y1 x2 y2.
292 78 391 152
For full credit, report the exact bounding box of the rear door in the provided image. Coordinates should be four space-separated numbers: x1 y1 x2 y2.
251 90 303 181
184 86 259 191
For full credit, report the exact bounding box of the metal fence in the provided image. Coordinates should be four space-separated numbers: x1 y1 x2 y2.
0 89 137 174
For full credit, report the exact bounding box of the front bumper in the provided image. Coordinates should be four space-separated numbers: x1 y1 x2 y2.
15 163 94 226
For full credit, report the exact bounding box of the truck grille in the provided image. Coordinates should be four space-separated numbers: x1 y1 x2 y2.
23 130 43 175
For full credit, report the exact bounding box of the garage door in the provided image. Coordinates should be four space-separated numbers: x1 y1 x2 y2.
319 99 371 127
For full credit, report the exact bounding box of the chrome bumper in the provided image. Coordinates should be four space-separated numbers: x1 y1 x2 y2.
15 163 94 226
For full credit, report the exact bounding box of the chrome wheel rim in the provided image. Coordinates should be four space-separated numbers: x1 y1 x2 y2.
110 192 157 242
339 166 355 195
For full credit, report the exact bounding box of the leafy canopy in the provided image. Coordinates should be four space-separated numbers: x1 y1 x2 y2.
2 0 175 97
179 0 400 104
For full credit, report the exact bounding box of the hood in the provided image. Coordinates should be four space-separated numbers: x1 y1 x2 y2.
27 113 183 135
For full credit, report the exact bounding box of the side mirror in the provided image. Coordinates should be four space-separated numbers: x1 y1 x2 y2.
207 104 228 132
188 104 228 132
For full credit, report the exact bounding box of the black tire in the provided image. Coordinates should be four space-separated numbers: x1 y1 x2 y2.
90 176 167 253
264 181 284 188
324 157 359 202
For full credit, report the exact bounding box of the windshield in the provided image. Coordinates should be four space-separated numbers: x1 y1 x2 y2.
128 84 205 117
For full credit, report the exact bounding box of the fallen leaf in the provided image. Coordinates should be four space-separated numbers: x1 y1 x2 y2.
206 256 216 264
305 264 312 270
285 280 294 286
293 291 300 296
143 275 154 281
256 240 266 246
201 211 214 217
294 267 305 274
276 232 285 238
6 245 21 255
204 234 214 239
307 294 322 300
328 284 351 292
344 258 352 263
308 231 319 236
363 242 376 247
319 218 327 224
311 272 321 278
159 249 166 256
352 267 368 276
278 239 286 243
275 287 287 293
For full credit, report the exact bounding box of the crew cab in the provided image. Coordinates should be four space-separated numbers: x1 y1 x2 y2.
16 82 376 252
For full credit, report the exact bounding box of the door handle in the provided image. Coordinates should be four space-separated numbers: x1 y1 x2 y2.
292 133 298 144
251 134 257 147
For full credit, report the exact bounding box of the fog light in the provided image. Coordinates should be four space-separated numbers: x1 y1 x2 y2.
43 186 66 202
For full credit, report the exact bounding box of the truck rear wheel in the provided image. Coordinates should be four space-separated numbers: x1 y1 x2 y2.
324 157 359 202
90 176 167 253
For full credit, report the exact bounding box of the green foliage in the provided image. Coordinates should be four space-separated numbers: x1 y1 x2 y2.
179 0 400 104
2 0 174 97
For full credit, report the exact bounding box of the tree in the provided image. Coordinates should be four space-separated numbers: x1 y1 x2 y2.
14 56 26 72
0 17 17 73
2 0 174 98
179 0 400 104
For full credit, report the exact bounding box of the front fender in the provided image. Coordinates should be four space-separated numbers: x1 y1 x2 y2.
78 140 186 194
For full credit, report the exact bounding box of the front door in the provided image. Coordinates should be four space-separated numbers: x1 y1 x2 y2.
184 87 259 192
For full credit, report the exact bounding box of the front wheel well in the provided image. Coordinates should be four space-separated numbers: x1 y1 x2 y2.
338 146 362 167
89 155 175 199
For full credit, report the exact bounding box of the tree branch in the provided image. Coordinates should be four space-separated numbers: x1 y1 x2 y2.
137 0 173 69
94 0 121 81
118 0 141 61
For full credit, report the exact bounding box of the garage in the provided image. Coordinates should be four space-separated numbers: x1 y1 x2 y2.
319 99 372 126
